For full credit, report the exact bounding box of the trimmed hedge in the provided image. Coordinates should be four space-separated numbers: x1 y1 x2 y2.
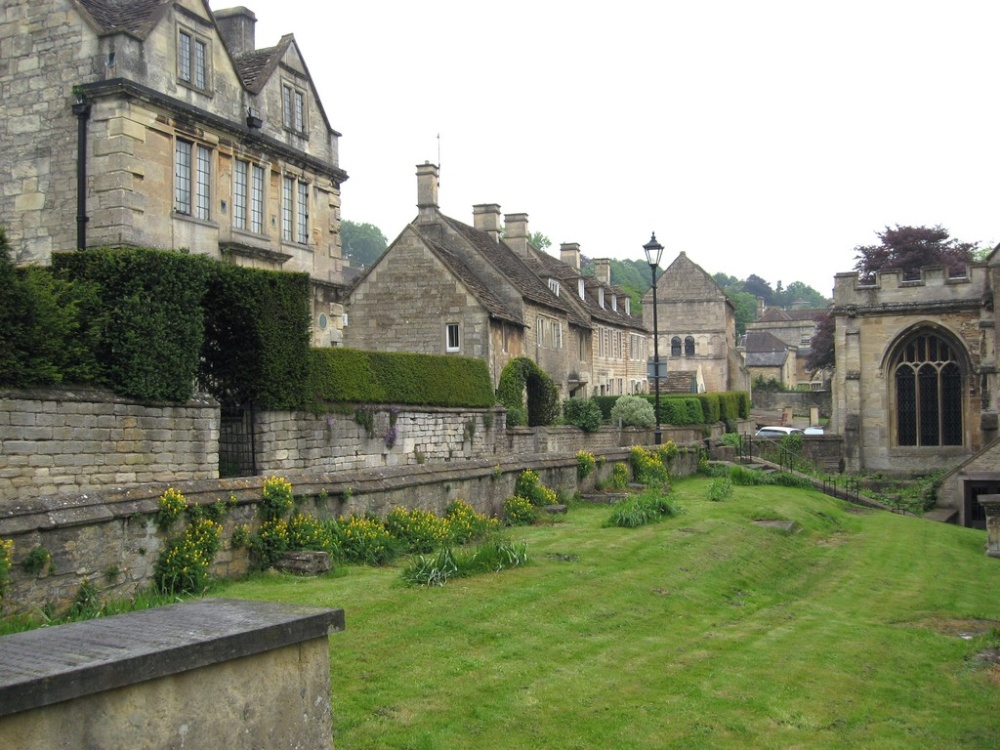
496 357 559 426
594 391 750 426
307 348 494 409
54 247 213 403
199 264 311 409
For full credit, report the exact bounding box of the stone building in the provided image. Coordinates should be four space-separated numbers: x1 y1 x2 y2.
746 306 828 384
643 251 749 394
345 164 648 396
743 330 797 389
830 260 1000 523
0 0 349 345
525 248 649 397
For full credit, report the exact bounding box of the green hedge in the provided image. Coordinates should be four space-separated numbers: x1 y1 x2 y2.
496 357 559 426
307 348 494 409
593 391 750 426
199 264 311 409
54 247 213 402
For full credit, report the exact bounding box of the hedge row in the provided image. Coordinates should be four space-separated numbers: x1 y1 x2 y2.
307 348 494 409
592 391 750 426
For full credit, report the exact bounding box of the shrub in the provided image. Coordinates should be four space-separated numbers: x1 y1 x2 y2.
707 477 733 501
385 506 450 554
658 441 679 463
155 516 223 594
514 470 558 506
20 546 52 576
502 496 538 526
287 513 337 553
607 491 678 528
496 357 559 426
260 476 294 521
563 398 604 432
401 536 528 586
610 462 630 489
576 450 597 480
445 500 499 544
629 446 668 486
610 395 655 427
156 487 187 530
334 515 398 565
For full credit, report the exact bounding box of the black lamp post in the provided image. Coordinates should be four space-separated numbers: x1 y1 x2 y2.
644 232 664 445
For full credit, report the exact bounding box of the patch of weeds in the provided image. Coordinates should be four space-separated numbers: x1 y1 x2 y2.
607 489 679 528
21 545 52 576
401 536 528 587
707 477 733 501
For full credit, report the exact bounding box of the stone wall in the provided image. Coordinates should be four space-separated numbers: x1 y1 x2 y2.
751 390 832 419
0 387 219 499
0 447 702 614
255 406 507 472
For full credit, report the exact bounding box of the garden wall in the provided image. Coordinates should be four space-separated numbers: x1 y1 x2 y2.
0 387 219 499
0 447 701 615
751 389 832 418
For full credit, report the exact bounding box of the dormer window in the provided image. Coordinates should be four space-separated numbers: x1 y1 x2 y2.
598 288 605 308
548 278 560 296
578 278 585 299
611 295 618 312
625 298 631 316
282 83 307 135
178 28 211 92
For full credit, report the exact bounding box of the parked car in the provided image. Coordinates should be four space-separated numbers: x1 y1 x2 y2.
804 427 824 435
755 426 804 438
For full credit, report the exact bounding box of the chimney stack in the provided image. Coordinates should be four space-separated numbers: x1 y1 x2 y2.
473 204 502 242
560 242 581 271
416 162 439 224
594 258 611 285
504 213 529 257
214 7 257 58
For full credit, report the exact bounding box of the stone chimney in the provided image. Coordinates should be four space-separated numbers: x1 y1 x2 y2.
473 204 502 242
416 162 439 225
214 7 257 58
594 258 611 285
560 242 581 271
504 213 529 257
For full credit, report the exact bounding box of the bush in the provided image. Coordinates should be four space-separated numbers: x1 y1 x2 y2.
445 500 499 544
563 398 603 432
496 357 559 426
610 395 655 427
154 516 223 594
332 515 399 565
607 490 678 528
576 450 597 480
629 446 668 486
385 506 450 554
260 476 294 521
610 462 630 489
514 470 557 506
502 496 538 526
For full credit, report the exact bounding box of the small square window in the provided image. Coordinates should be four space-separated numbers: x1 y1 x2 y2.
446 323 460 352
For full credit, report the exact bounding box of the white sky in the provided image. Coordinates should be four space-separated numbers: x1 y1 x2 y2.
245 0 999 297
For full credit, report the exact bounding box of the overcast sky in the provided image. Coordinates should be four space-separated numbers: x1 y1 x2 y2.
246 1 999 297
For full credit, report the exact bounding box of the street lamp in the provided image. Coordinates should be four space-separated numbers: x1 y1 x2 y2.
644 232 664 445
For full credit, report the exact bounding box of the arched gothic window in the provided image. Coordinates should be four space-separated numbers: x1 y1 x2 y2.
684 336 695 356
671 337 681 357
893 332 963 446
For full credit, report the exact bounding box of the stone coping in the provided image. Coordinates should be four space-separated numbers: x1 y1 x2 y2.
0 598 344 717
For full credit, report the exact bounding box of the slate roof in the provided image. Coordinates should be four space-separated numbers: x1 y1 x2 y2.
662 371 698 394
744 330 791 368
233 36 292 94
74 0 171 38
757 307 827 323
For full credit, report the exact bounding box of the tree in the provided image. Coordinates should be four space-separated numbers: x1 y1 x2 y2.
729 291 759 336
743 274 773 304
853 225 976 281
341 220 388 269
806 309 835 372
529 231 552 251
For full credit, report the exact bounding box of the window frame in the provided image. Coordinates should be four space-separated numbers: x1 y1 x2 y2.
282 82 307 135
177 27 211 92
233 159 265 235
174 138 212 221
446 323 460 353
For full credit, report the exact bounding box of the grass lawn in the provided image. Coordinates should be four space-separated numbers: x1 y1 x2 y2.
217 476 1000 749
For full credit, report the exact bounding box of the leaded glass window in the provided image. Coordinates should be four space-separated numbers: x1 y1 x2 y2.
894 333 963 447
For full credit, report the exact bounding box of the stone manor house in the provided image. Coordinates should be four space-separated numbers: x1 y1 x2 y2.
1 0 350 346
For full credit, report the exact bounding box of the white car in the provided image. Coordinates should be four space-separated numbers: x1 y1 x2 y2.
755 426 804 438
803 427 824 435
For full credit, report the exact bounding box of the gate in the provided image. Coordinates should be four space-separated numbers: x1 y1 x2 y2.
219 404 257 477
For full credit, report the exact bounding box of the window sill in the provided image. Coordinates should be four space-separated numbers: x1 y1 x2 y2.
172 212 217 228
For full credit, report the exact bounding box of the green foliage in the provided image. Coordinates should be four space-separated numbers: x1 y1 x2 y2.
333 515 399 565
0 538 12 604
721 432 743 448
502 496 538 526
610 462 630 489
696 394 722 424
20 545 51 576
249 518 290 569
401 536 528 586
55 247 213 402
385 506 450 554
154 516 223 594
199 263 311 409
607 490 678 528
341 220 388 268
496 357 559 426
562 397 603 432
576 450 597 480
156 487 187 530
287 513 337 553
260 476 294 521
68 581 101 619
780 431 804 455
707 477 733 501
307 348 494 409
629 446 669 486
514 470 557 506
610 395 655 427
445 500 500 544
